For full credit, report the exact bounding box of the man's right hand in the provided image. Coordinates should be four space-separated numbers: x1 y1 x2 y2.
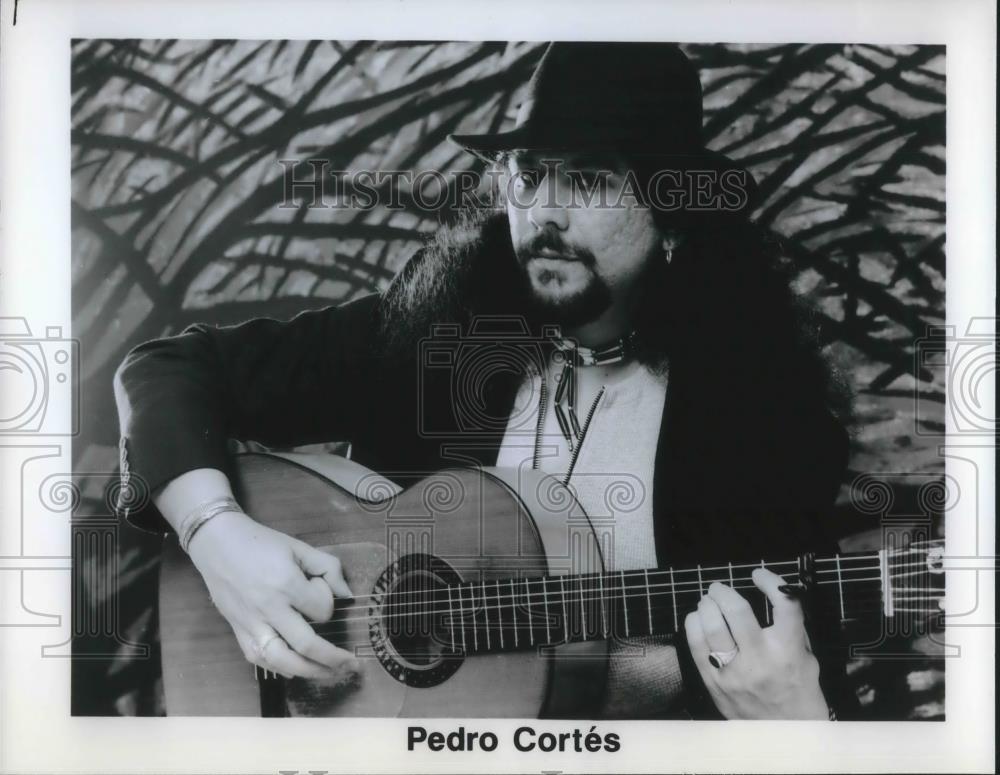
185 510 360 680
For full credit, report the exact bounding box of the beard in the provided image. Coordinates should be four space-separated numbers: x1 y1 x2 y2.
380 211 614 360
520 260 613 328
514 229 612 328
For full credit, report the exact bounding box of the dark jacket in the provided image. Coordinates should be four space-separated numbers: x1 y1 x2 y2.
113 231 858 719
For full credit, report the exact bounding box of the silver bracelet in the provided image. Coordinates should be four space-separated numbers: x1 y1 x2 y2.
178 497 244 553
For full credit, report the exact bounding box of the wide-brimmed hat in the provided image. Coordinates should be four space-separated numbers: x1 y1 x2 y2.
449 42 758 215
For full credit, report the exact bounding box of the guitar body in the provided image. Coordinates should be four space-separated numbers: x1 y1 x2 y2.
159 453 609 717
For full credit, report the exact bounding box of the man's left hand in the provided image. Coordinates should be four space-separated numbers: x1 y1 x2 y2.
683 567 830 719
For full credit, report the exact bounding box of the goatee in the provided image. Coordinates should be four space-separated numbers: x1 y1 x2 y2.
521 270 613 329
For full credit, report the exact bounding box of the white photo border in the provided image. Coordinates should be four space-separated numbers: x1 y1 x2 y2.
0 0 994 773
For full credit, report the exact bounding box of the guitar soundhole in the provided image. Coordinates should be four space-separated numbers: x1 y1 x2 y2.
368 554 464 687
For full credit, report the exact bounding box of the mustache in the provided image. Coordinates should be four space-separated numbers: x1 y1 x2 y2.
514 229 596 266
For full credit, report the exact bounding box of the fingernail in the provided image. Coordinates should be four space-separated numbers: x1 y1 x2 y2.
778 584 804 597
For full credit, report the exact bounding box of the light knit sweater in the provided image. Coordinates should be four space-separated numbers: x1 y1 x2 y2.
496 357 684 718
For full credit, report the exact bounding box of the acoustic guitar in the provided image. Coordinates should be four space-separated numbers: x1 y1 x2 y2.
159 452 945 717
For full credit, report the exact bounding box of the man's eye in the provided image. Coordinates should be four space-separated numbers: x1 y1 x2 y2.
513 169 541 187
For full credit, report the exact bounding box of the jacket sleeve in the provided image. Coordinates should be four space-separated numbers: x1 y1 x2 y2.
113 292 385 534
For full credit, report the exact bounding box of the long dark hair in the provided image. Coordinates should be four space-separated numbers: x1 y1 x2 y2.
379 206 853 428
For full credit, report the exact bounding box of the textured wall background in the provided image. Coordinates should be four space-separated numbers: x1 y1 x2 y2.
70 40 946 717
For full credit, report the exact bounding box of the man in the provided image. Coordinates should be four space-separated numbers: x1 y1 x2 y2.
114 42 855 719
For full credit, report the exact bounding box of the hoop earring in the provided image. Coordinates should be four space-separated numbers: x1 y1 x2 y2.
663 231 683 265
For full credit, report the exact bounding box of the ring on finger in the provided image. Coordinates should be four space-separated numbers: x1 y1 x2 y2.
708 646 740 669
253 630 283 661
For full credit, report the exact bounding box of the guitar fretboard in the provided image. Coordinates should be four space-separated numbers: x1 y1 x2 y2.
370 540 945 655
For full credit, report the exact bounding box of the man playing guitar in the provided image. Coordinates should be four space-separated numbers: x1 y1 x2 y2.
115 42 856 719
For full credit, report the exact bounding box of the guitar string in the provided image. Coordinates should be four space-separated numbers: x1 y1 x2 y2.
317 545 941 609
305 597 945 653
303 555 942 620
352 549 944 608
315 588 939 629
320 567 939 619
314 620 944 653
305 542 942 609
314 557 943 621
305 502 942 636
315 573 942 627
316 600 934 639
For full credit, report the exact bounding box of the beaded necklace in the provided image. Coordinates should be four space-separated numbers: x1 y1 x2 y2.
537 330 640 464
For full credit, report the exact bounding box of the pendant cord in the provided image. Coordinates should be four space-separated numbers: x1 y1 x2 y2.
531 328 638 483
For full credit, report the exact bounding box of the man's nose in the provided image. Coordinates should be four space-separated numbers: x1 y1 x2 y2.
527 180 570 232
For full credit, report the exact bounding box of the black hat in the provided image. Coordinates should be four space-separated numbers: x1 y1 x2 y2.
449 42 757 213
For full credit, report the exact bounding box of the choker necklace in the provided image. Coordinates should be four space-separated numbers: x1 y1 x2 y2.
545 330 640 445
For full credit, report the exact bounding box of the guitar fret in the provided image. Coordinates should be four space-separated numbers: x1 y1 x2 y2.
620 569 630 638
835 554 845 621
669 567 677 632
525 578 534 646
543 577 552 643
447 584 456 652
478 583 489 650
597 573 608 637
459 583 468 653
468 583 477 651
376 548 933 660
496 580 504 649
879 549 894 617
645 569 654 634
560 577 570 643
510 579 518 647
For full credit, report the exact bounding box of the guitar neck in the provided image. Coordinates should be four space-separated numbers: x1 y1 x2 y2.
390 541 945 655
